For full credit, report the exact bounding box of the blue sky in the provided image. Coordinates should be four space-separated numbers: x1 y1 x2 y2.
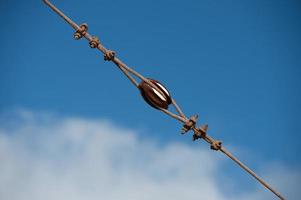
0 0 300 199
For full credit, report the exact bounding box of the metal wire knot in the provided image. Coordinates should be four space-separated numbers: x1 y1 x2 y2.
104 50 115 61
89 36 100 48
74 23 88 40
181 115 198 134
192 124 208 141
210 140 222 150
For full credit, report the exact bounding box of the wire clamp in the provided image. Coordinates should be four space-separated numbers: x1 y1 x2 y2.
192 124 208 141
104 50 116 61
74 23 88 40
181 115 198 134
210 140 222 151
89 36 100 48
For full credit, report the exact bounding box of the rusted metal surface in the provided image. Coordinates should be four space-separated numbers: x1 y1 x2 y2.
139 79 172 109
42 1 286 200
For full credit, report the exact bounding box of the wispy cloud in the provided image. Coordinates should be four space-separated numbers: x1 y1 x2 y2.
0 110 299 200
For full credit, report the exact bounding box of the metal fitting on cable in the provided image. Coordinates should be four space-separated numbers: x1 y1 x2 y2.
210 140 222 150
89 36 100 48
181 115 198 134
104 50 116 61
192 124 208 141
74 23 88 40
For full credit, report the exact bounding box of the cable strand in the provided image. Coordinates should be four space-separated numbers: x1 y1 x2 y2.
42 1 286 199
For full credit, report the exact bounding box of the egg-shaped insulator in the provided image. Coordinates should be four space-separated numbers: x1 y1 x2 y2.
138 79 172 109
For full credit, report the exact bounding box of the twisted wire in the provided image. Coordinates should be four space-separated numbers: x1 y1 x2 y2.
42 1 286 199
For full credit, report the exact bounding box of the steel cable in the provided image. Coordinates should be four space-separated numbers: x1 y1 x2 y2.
42 1 286 199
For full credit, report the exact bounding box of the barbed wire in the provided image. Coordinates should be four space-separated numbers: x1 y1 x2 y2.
42 1 286 199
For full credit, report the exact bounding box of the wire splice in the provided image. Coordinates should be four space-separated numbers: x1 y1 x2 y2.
42 1 286 199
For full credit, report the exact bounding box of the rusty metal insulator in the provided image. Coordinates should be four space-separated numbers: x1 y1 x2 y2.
139 79 172 109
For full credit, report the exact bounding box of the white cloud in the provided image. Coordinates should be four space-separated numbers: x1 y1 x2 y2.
0 110 299 200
